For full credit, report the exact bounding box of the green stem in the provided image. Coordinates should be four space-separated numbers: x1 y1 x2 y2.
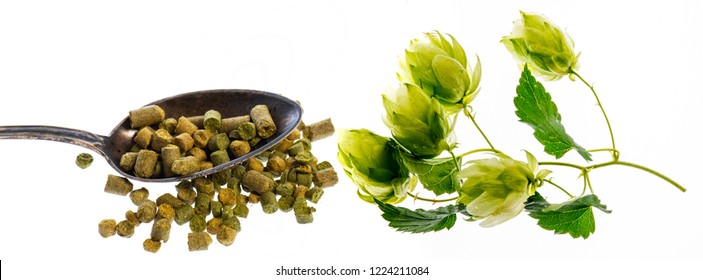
448 149 461 172
456 148 503 158
543 179 574 198
571 71 618 161
407 192 459 203
540 160 686 192
591 161 687 192
463 106 495 150
538 161 586 171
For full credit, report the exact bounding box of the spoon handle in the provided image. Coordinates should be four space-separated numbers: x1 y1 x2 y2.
0 125 106 154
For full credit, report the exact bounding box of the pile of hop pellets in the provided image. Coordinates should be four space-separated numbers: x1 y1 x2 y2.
95 103 338 252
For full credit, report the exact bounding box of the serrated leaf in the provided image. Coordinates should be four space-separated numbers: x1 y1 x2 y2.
374 198 464 233
400 152 460 195
526 193 611 239
514 66 592 161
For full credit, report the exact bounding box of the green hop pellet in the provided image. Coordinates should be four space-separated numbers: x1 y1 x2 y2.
293 185 309 199
116 220 135 238
286 128 301 141
221 205 234 220
218 188 238 206
161 144 181 178
303 118 335 141
246 157 265 172
143 239 161 253
210 201 223 218
250 104 277 138
98 219 117 238
260 191 278 214
207 133 230 152
134 149 159 178
150 128 173 152
125 210 140 227
305 187 324 204
159 117 178 134
231 164 247 179
266 156 287 174
242 170 275 194
156 193 185 208
192 129 214 149
173 133 194 153
187 232 213 251
134 126 155 149
129 105 165 129
189 214 207 232
175 116 198 135
187 147 208 162
219 115 251 134
206 218 223 235
210 150 231 185
104 174 133 196
194 192 211 216
129 187 149 206
293 198 314 224
119 152 138 172
295 164 312 174
151 218 172 242
203 109 222 132
233 204 249 218
226 177 241 192
174 204 195 226
75 153 93 169
171 156 200 176
229 140 251 158
275 182 296 197
275 138 294 153
287 142 305 156
157 203 176 221
221 217 241 232
236 122 257 141
316 161 333 171
176 181 197 205
294 151 314 165
295 137 312 151
278 196 295 212
136 200 157 223
198 161 213 172
297 173 313 187
216 226 237 246
313 167 339 188
193 177 215 195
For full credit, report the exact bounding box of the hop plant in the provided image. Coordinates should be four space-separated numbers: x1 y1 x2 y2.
398 31 481 113
382 83 455 159
457 152 551 227
337 129 417 204
501 11 580 80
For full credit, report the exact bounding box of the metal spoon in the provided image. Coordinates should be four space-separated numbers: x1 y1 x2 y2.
0 89 302 183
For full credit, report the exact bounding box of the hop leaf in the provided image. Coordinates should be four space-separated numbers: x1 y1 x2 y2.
525 192 611 239
514 65 592 161
374 198 465 233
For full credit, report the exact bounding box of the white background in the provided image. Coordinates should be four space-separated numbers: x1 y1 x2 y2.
1 0 701 279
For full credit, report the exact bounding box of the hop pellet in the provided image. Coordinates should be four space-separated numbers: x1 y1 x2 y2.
99 106 339 253
75 153 93 169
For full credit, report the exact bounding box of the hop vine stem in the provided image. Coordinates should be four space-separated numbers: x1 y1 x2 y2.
539 160 686 192
570 70 618 161
463 106 495 150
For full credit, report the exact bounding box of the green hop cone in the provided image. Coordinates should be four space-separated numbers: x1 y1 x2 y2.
398 31 481 113
501 11 580 81
457 152 551 227
337 129 417 204
382 83 455 159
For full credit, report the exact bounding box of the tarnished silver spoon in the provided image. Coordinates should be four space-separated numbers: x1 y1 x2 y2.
0 89 302 183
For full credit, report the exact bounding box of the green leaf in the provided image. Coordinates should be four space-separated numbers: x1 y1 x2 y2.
514 65 592 161
374 198 464 233
400 152 460 195
526 192 611 239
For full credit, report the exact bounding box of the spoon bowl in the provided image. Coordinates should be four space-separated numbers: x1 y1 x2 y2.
0 89 302 183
